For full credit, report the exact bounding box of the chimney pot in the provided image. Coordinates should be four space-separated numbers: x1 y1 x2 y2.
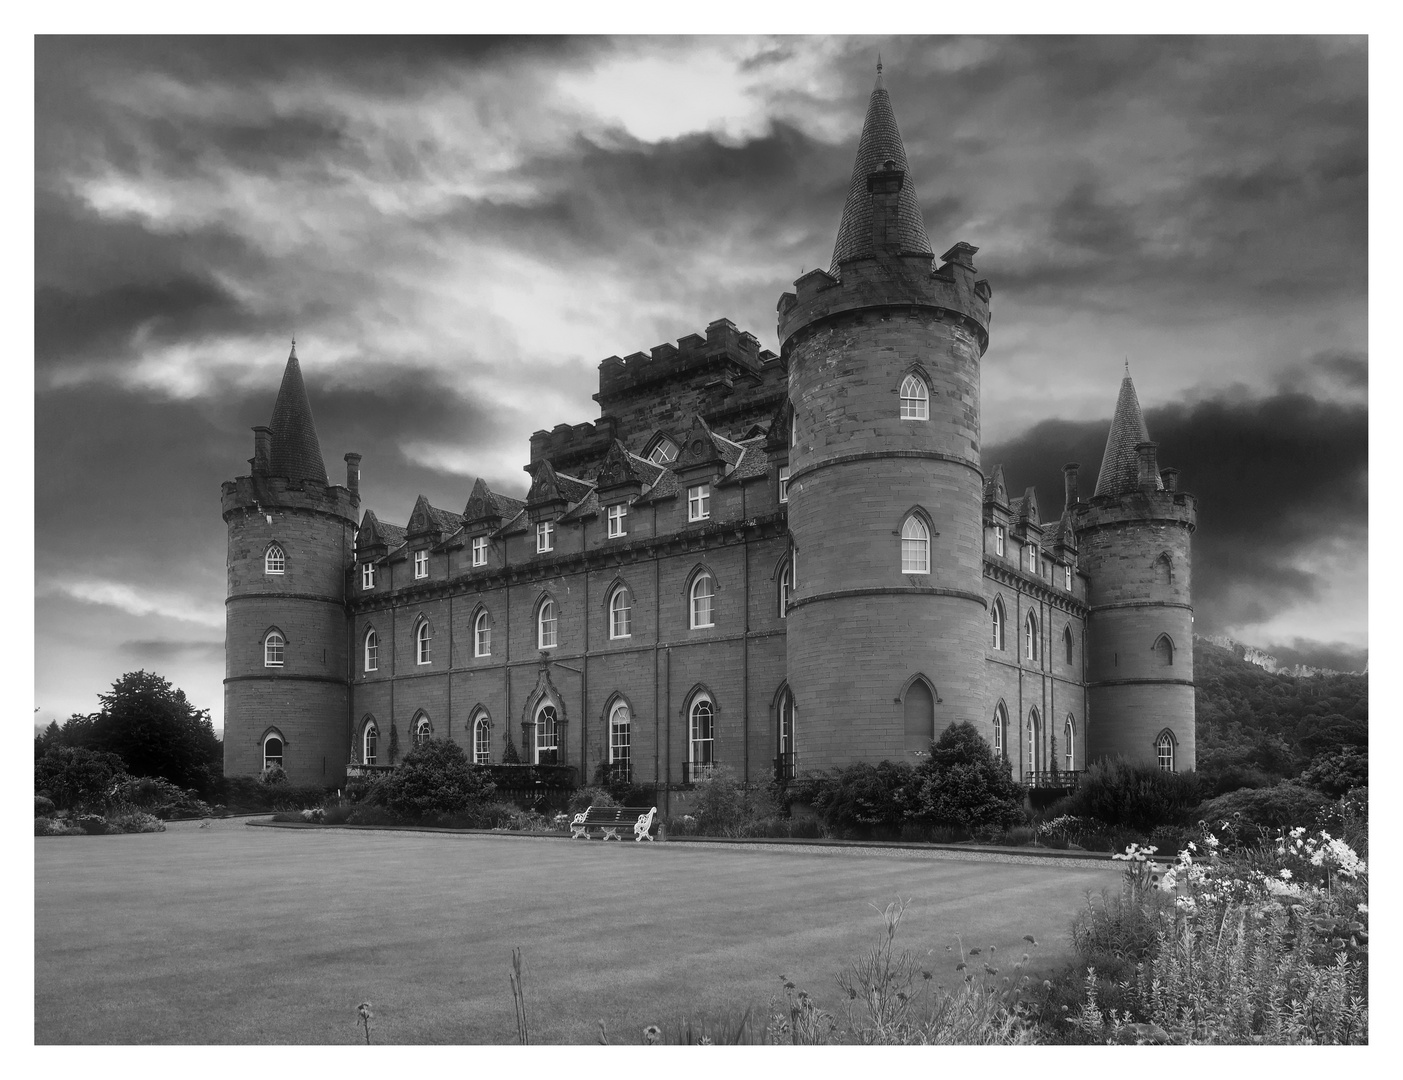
344 452 362 496
1135 442 1160 491
1161 467 1179 493
1063 463 1080 509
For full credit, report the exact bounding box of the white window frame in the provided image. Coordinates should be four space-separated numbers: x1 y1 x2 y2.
363 629 378 673
538 599 557 649
363 722 379 766
1157 731 1176 772
474 610 491 657
779 466 790 504
264 630 285 667
689 695 715 780
536 520 554 553
993 704 1008 762
416 621 432 665
687 484 710 522
1025 612 1039 662
647 437 678 465
414 714 432 747
1027 710 1040 774
991 599 1004 650
362 562 375 590
534 702 559 764
265 544 285 575
609 703 631 765
471 535 487 567
607 503 627 538
609 586 631 639
901 516 929 574
472 714 491 765
1064 716 1075 772
994 526 1005 557
690 573 715 629
413 549 428 579
779 563 790 619
262 733 284 771
1064 564 1072 590
778 689 796 758
1028 544 1039 574
899 375 929 420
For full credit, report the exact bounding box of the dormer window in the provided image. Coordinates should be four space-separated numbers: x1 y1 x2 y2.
537 520 554 553
994 526 1005 557
647 435 678 465
779 466 790 504
607 503 627 538
688 485 710 522
471 535 487 567
361 563 375 590
1064 565 1072 590
1028 544 1039 574
413 550 428 579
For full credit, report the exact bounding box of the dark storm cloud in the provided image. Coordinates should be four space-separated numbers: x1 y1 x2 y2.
983 355 1367 649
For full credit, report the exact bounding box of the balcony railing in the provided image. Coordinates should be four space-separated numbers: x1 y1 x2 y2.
773 752 796 783
681 761 715 785
345 763 395 780
1023 769 1081 789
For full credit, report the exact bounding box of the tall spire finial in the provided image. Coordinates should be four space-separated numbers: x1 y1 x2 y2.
1124 357 1130 377
877 53 882 74
290 336 298 360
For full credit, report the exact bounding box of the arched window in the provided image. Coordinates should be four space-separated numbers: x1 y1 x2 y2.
690 573 715 629
1154 553 1172 587
537 598 557 650
414 713 432 747
991 598 1005 650
363 720 379 766
471 712 491 765
534 702 559 765
609 702 631 774
1027 708 1041 775
899 374 929 420
993 702 1009 763
363 628 378 673
265 543 285 575
264 630 285 667
1153 633 1175 666
1024 611 1039 662
777 687 797 775
1064 625 1074 667
609 586 632 639
901 516 929 574
779 562 790 619
263 732 284 771
646 434 678 465
903 677 934 754
416 620 432 665
474 610 491 657
689 695 715 781
1064 715 1076 772
1156 730 1177 772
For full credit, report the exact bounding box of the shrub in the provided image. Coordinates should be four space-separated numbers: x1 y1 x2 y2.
35 795 56 817
35 816 82 836
260 764 288 785
796 760 919 838
1194 782 1330 832
77 813 109 834
1298 748 1368 797
911 722 1025 832
35 746 129 811
104 808 166 833
1056 757 1200 831
377 739 496 821
567 787 616 815
110 775 213 818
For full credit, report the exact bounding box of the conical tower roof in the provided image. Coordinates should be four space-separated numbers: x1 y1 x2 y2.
1093 367 1162 498
829 66 933 273
267 341 328 485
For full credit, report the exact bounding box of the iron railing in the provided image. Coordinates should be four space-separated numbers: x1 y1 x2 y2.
681 761 715 785
1023 769 1082 789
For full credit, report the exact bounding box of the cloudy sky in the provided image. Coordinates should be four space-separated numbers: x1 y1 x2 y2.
34 35 1368 731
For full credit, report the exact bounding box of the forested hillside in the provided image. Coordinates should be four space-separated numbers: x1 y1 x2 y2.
1194 637 1367 795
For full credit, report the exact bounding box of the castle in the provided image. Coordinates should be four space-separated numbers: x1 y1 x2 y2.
222 70 1198 802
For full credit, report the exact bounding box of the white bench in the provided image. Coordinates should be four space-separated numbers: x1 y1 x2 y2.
569 805 658 841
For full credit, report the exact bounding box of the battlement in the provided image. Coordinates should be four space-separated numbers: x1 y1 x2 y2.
1075 488 1198 534
221 474 359 523
529 417 620 470
777 248 992 354
596 318 780 404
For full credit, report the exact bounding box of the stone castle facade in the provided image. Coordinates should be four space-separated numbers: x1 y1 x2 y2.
222 71 1198 799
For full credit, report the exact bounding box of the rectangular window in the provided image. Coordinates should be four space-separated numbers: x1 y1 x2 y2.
362 563 375 590
1064 565 1072 590
994 526 1005 557
687 484 710 522
779 466 790 504
607 503 627 538
1028 545 1038 574
471 535 487 566
536 520 554 553
413 550 428 579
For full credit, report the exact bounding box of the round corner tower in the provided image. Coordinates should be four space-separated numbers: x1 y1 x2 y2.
1074 371 1197 771
778 68 993 769
222 343 360 786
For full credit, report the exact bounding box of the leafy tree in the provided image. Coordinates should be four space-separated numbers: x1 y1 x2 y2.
1298 747 1368 797
912 722 1025 831
794 760 918 836
34 719 62 758
502 732 522 764
35 746 129 811
377 738 496 821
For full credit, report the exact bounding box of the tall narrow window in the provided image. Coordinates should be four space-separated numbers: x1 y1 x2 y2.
1155 553 1172 587
778 688 796 775
1157 731 1176 772
778 563 790 619
991 598 1005 650
538 599 557 649
607 503 627 538
263 734 284 771
471 535 487 566
609 703 631 774
778 466 790 503
993 703 1009 762
472 714 492 765
363 628 378 673
414 714 432 746
474 610 491 657
688 484 710 522
535 703 559 765
690 696 714 780
901 516 929 574
416 620 432 665
265 544 285 575
1027 709 1041 775
1064 716 1076 772
1064 564 1072 590
362 562 375 590
690 573 714 629
413 550 428 579
1064 625 1074 667
899 375 929 420
1025 612 1039 662
364 722 379 766
536 521 554 553
609 586 632 639
995 526 1005 557
1028 543 1039 575
264 630 285 667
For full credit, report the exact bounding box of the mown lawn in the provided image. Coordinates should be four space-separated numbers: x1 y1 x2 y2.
35 825 1118 1044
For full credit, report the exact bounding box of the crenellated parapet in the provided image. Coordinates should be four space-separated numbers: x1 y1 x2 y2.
221 474 359 524
596 317 780 402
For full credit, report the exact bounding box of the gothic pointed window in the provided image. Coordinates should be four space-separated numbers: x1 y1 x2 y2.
991 598 1005 650
993 702 1009 763
416 620 432 665
535 702 559 765
1027 708 1041 775
1156 730 1176 772
363 628 378 673
1025 611 1040 662
901 516 929 574
899 375 929 420
474 610 492 657
363 720 379 766
472 712 492 765
609 585 632 639
538 598 557 649
1064 625 1074 667
779 562 790 619
689 695 715 781
609 702 631 778
265 543 285 575
1154 634 1175 666
1064 715 1076 772
264 630 285 667
414 713 432 746
690 573 715 629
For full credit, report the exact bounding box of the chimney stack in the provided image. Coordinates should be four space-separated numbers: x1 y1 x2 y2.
344 452 362 497
1135 442 1160 491
1160 467 1179 493
867 161 905 255
1063 463 1080 510
252 426 272 474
